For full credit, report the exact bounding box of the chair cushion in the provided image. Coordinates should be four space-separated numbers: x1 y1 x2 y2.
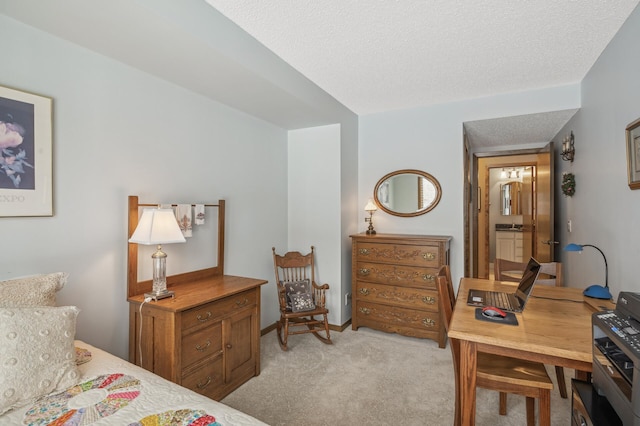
290 292 316 312
283 279 311 310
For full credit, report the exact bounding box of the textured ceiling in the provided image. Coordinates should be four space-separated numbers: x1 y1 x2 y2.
205 0 640 116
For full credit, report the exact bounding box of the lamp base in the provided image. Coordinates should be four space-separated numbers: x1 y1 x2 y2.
583 285 612 300
144 289 175 301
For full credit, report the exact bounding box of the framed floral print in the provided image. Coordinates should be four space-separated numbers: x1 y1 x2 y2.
0 85 52 216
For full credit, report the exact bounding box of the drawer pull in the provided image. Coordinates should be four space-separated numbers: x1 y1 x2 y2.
422 274 434 281
196 376 212 389
359 288 370 296
422 296 436 304
195 339 211 352
226 344 232 349
358 268 370 276
422 318 436 327
422 252 436 261
235 298 249 307
359 307 371 315
196 311 212 323
359 248 370 255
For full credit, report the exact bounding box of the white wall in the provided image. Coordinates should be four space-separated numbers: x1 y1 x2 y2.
555 4 640 299
0 15 289 359
288 125 343 325
359 85 581 289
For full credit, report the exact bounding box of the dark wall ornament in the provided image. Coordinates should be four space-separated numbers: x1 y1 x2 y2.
561 172 575 197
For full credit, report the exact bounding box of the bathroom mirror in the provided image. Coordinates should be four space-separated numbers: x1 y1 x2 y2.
501 181 521 215
373 169 442 217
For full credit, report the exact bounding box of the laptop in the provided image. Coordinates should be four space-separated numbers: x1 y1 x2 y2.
466 257 541 312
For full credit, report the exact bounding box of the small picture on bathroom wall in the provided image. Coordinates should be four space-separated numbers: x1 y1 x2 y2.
626 117 640 189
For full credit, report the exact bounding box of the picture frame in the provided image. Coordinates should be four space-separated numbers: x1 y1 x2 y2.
0 85 52 216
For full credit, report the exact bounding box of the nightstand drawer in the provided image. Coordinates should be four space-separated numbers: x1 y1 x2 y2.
182 355 223 399
355 242 441 267
182 289 257 332
181 322 223 368
355 261 437 288
355 281 438 311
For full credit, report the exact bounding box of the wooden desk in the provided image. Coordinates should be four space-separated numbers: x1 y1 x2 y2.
448 277 597 425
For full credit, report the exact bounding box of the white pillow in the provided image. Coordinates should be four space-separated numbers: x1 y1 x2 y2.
0 272 68 307
0 306 80 415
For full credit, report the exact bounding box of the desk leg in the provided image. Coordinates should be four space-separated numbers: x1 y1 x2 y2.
459 339 477 425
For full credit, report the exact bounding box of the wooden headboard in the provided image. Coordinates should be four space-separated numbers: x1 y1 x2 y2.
126 195 226 298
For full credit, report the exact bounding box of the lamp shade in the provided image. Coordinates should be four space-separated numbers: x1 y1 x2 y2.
364 200 377 212
129 208 186 245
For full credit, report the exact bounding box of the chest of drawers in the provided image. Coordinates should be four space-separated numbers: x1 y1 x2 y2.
350 233 451 347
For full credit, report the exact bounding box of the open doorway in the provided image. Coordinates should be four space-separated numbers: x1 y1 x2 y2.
470 145 555 279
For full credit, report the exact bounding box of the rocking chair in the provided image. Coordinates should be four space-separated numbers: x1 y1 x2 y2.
272 246 332 351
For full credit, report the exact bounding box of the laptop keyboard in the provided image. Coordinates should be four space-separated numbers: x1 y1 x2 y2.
485 291 514 310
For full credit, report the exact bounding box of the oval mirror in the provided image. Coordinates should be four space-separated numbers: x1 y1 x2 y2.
373 169 442 217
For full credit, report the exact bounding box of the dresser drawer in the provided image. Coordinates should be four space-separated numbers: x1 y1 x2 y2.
355 261 437 288
355 300 440 337
181 289 257 332
355 242 441 267
181 355 223 399
355 281 438 311
181 322 223 368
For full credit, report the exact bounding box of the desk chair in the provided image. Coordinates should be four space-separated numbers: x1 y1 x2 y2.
272 246 332 351
437 266 552 426
494 259 567 398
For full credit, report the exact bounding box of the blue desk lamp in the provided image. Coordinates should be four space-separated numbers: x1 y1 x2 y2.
564 243 612 299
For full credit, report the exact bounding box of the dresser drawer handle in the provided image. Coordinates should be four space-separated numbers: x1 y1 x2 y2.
235 298 249 307
196 311 212 322
359 307 371 315
422 252 436 260
196 376 212 389
422 274 434 281
422 296 436 304
359 288 370 296
422 318 436 327
358 268 370 276
359 248 370 255
195 339 211 352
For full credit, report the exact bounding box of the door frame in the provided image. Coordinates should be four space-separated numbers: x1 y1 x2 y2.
467 145 554 279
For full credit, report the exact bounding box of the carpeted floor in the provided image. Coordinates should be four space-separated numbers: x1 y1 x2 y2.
222 327 573 425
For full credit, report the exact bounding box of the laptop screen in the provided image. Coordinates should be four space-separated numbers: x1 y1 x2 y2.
514 257 541 305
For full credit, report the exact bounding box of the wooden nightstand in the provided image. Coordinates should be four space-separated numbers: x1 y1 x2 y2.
127 196 267 400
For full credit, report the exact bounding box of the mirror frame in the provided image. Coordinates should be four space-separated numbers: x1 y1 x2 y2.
373 169 442 217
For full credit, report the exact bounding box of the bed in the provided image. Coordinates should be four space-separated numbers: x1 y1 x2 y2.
0 273 267 426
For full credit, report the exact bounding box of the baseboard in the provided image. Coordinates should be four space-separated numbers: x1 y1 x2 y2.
260 319 352 336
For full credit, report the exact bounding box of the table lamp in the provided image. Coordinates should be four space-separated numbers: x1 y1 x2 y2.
564 243 612 299
129 208 186 300
364 199 377 235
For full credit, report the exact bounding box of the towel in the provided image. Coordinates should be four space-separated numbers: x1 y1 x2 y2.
176 204 192 237
194 204 205 225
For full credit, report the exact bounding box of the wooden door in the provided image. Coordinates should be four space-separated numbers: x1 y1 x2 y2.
536 142 555 261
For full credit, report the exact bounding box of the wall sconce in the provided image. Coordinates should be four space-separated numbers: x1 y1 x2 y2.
561 131 575 162
129 208 186 300
564 243 611 299
364 199 377 235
